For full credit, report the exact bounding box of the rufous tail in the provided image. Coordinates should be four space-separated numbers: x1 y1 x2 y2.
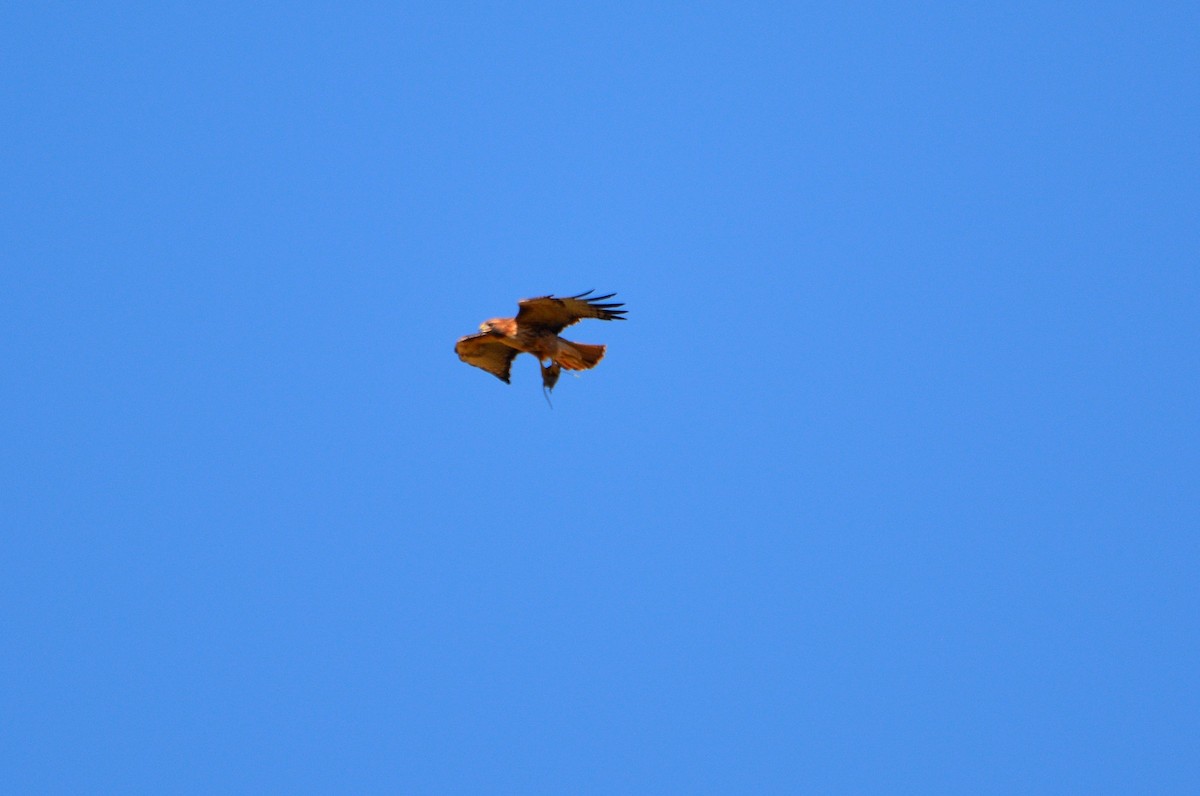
559 342 606 371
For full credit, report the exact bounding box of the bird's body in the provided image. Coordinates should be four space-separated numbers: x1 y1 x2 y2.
455 291 626 394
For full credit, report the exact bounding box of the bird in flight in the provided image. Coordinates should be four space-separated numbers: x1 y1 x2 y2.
455 290 627 400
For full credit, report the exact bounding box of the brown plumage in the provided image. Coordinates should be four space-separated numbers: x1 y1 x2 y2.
455 291 627 394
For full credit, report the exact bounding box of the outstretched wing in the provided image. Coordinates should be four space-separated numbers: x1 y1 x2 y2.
515 290 626 334
455 334 518 383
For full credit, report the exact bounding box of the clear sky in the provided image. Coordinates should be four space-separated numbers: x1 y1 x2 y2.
3 3 1197 793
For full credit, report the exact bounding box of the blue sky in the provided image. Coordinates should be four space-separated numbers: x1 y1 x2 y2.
3 2 1197 792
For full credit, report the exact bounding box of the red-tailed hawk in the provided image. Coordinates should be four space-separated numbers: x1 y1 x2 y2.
455 291 627 395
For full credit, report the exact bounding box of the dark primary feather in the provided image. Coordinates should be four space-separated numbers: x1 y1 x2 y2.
514 290 627 334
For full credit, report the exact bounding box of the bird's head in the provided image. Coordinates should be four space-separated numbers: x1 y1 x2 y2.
479 319 506 336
